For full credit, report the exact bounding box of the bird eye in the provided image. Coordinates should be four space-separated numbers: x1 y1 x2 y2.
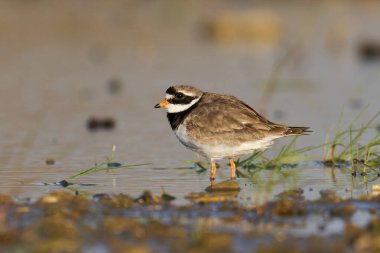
175 93 184 99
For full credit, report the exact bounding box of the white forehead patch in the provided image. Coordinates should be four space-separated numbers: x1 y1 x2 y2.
165 94 174 100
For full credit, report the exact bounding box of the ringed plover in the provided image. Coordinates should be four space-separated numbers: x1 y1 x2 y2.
155 85 310 181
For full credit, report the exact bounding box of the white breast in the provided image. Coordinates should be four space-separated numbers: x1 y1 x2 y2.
174 124 200 152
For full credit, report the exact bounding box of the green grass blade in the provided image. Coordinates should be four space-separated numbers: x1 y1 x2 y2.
68 163 150 179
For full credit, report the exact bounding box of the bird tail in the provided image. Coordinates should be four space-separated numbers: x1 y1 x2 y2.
284 126 311 136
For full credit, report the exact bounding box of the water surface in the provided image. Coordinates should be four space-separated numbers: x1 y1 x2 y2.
0 0 380 203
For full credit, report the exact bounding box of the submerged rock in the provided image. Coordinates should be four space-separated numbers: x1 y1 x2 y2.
186 192 237 203
205 180 240 192
276 188 304 200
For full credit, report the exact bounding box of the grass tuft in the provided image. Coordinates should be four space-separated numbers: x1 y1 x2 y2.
323 112 380 176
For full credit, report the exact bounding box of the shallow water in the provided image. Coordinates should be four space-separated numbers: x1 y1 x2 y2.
0 0 380 203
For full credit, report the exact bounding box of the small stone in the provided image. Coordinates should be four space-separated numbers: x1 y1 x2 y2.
86 117 99 131
161 192 176 202
101 118 115 130
86 117 116 131
45 159 55 165
358 41 380 63
135 191 154 204
59 180 70 187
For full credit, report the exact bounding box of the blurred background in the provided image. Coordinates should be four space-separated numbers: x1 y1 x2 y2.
0 0 380 198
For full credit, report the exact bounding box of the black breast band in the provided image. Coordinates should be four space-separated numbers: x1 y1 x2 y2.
167 100 199 130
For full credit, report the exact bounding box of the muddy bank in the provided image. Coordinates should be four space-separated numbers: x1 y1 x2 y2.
1 188 380 253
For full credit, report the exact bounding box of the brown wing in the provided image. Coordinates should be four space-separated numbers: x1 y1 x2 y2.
185 93 288 145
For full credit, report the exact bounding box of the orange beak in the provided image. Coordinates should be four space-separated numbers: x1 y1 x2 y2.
154 100 169 108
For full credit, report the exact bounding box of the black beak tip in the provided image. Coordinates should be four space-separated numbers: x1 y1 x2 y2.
154 104 160 108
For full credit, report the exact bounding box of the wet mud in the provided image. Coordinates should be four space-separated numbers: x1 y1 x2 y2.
1 182 380 253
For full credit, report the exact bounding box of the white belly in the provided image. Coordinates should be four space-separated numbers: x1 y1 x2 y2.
174 124 277 159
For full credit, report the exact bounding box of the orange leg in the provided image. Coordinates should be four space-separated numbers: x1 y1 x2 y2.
210 160 216 181
229 158 236 179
